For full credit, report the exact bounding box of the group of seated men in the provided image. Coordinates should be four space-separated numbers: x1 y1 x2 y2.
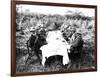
26 22 84 66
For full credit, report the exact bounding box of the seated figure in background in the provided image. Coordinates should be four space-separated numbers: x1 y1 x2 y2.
66 26 84 69
69 27 83 54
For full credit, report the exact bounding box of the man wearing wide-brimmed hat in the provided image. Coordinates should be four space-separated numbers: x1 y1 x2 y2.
67 25 84 69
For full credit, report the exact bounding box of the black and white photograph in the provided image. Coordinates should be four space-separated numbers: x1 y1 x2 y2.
14 2 97 75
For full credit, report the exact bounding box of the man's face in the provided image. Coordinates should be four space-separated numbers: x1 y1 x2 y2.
64 29 72 38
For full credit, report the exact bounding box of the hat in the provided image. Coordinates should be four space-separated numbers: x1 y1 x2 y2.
47 22 59 31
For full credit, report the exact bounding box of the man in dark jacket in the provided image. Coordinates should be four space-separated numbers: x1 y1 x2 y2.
69 27 83 54
67 27 84 69
26 30 37 64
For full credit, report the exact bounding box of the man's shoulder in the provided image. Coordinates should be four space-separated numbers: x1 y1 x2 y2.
72 32 83 42
74 33 82 37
